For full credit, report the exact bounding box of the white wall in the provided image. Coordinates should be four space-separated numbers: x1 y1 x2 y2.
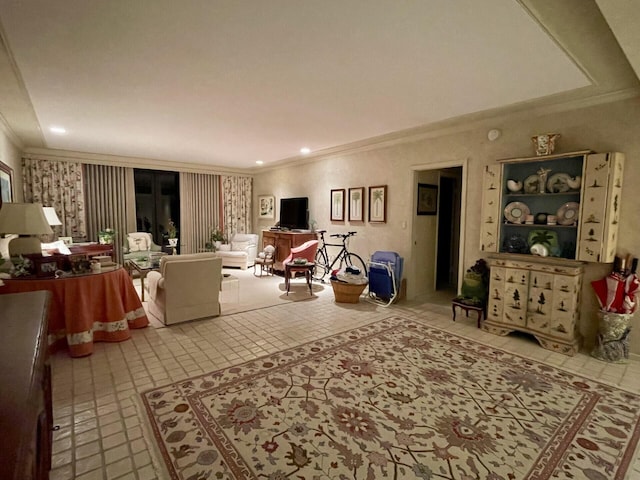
0 129 23 202
254 96 640 355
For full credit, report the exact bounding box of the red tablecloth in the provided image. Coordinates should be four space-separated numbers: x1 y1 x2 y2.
0 267 148 357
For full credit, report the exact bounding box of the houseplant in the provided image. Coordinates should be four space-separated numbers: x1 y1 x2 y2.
98 228 116 245
205 227 226 251
167 219 178 247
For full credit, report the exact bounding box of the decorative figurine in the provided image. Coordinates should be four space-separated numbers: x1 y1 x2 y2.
537 167 551 194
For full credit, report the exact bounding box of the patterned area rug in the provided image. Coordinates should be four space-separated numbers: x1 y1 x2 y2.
141 317 640 479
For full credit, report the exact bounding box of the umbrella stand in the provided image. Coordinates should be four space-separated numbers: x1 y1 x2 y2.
591 311 633 363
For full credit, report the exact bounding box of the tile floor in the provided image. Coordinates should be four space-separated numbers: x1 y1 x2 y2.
48 284 640 480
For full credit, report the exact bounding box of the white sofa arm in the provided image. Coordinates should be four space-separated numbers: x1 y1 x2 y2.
146 271 164 301
246 244 258 264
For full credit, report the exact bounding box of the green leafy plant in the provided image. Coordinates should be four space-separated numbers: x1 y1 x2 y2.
205 226 226 251
209 227 225 243
11 255 32 277
167 219 178 238
98 228 116 245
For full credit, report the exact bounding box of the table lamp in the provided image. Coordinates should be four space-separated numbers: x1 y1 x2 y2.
0 203 53 257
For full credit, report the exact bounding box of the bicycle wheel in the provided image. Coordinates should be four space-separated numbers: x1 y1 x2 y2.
313 250 330 281
343 253 368 277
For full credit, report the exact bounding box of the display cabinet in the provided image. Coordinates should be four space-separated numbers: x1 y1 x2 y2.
479 150 624 355
479 150 624 263
484 255 584 355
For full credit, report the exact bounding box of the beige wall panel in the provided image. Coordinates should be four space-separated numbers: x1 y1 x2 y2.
254 96 640 356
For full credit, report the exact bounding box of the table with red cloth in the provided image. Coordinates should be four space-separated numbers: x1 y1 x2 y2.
0 267 148 357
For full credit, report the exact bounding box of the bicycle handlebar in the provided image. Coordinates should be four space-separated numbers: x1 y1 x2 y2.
329 231 357 238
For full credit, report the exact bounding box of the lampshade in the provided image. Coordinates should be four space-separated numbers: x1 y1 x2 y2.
0 203 53 257
43 206 62 226
0 203 53 235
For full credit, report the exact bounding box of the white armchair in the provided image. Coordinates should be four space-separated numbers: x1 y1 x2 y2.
216 233 258 270
146 253 222 325
123 232 162 262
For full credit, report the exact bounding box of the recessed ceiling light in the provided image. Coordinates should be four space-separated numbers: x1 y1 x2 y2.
300 147 311 155
256 160 264 165
50 126 67 135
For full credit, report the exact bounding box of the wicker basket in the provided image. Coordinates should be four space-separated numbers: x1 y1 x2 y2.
331 280 367 303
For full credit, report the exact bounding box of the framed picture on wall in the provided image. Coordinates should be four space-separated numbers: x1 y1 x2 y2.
368 185 387 223
348 187 365 222
59 236 73 246
417 183 438 215
258 195 275 219
0 160 14 206
330 189 345 221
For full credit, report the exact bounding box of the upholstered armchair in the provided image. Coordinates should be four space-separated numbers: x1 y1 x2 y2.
145 253 222 325
123 232 162 262
283 240 319 265
215 233 258 270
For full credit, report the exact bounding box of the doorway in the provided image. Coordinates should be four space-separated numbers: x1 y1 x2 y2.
436 169 462 290
411 161 466 302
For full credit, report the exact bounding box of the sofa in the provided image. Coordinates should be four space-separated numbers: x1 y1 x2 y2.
145 253 222 325
216 233 258 270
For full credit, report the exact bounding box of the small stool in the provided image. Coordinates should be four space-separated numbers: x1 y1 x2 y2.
452 298 484 328
284 262 314 295
254 257 274 277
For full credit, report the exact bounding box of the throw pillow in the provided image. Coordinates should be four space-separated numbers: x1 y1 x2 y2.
218 244 231 251
128 235 149 252
231 241 250 252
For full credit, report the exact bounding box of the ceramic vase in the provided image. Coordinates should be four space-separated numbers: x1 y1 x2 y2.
532 133 560 156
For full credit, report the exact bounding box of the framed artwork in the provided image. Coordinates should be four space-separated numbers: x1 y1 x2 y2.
368 185 387 223
330 189 345 221
348 187 365 222
0 160 13 206
417 183 438 215
258 195 275 220
59 236 73 246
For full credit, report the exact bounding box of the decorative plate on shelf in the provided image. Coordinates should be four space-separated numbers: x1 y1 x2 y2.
504 202 530 224
557 202 580 225
546 173 572 193
523 174 540 194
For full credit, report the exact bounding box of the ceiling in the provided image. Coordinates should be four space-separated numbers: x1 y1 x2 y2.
0 0 637 171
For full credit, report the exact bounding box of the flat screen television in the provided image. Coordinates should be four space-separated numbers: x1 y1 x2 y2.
279 197 309 230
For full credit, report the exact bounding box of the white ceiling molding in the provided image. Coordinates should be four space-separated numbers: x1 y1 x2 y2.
22 148 253 176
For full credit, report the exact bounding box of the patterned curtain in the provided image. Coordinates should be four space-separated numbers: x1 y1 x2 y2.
84 164 137 264
179 172 221 254
22 157 87 239
221 175 252 239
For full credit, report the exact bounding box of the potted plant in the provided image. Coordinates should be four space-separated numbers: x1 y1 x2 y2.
167 219 178 247
98 228 116 245
205 226 225 251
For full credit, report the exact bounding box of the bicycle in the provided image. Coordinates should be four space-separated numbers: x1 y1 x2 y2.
313 230 368 282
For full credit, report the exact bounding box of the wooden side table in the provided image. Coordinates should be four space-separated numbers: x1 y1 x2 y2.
452 298 484 328
284 262 314 295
